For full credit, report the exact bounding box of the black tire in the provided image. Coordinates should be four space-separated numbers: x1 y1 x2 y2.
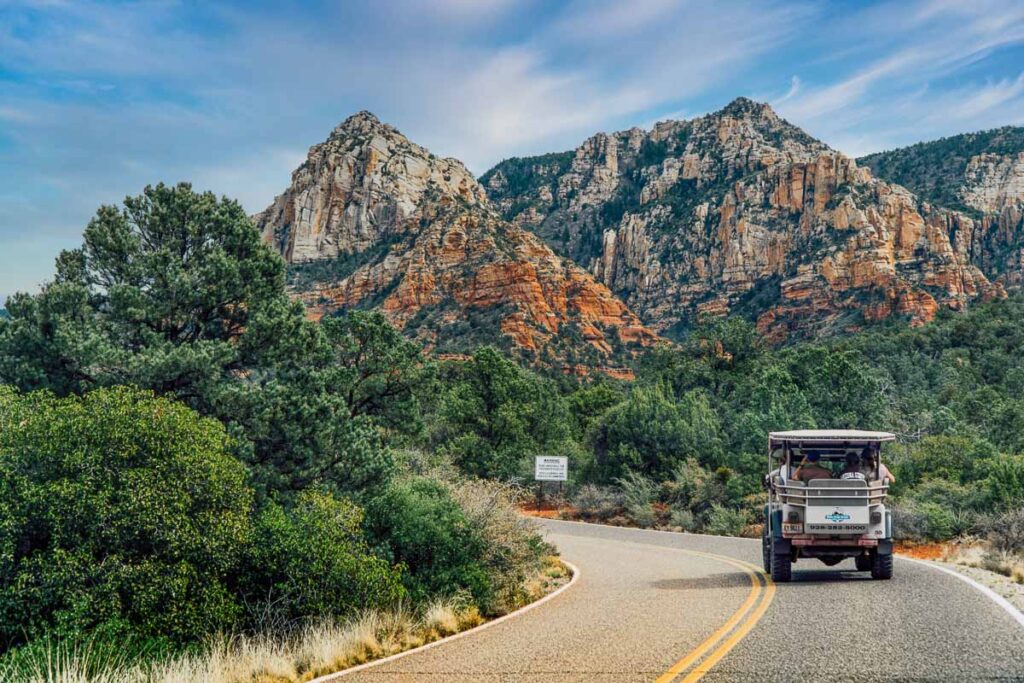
762 533 772 573
770 544 792 582
871 551 893 580
855 554 872 572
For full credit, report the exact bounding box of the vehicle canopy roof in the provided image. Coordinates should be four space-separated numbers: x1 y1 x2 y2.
769 430 896 449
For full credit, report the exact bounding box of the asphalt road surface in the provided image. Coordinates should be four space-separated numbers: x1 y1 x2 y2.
339 519 1024 682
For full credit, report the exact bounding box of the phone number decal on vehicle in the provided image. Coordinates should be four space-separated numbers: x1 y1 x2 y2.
806 523 868 532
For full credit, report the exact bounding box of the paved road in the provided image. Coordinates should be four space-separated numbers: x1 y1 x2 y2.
341 519 1024 682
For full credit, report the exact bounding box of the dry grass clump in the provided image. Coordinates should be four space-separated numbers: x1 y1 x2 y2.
0 556 574 683
977 551 1024 585
520 556 572 604
0 598 480 683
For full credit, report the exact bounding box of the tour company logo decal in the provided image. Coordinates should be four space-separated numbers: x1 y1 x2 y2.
825 510 851 523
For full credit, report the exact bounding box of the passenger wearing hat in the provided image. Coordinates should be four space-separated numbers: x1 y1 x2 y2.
793 451 832 482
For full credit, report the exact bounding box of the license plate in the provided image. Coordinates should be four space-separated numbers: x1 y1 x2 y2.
782 523 803 534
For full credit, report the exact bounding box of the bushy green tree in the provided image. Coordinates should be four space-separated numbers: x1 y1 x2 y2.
320 311 428 435
781 346 888 428
0 184 396 495
592 385 723 481
431 347 570 479
0 386 252 647
364 478 490 605
894 435 998 490
564 382 625 442
243 491 405 621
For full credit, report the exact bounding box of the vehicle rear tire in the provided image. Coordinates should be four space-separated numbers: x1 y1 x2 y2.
770 544 792 583
855 554 872 571
871 551 893 580
762 533 771 573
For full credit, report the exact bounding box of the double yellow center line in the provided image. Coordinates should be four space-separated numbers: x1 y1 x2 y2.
655 550 776 683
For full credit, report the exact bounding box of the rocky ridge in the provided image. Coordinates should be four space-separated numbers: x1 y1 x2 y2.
254 112 658 370
483 98 1010 341
860 127 1024 288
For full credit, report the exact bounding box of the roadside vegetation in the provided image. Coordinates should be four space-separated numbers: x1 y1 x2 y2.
0 185 560 681
554 304 1024 583
1 183 1022 679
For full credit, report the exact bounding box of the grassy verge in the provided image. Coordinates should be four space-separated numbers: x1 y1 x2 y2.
0 558 571 683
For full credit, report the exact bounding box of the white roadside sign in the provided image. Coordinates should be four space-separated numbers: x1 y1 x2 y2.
534 456 568 481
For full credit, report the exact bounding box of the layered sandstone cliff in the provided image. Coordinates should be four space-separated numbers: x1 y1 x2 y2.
861 126 1024 289
255 112 658 369
483 98 1010 341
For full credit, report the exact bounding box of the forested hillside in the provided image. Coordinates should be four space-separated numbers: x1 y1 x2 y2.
860 126 1024 215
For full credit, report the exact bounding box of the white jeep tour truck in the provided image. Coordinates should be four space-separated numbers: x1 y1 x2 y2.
762 430 895 582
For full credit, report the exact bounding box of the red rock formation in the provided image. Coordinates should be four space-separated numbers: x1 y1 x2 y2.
483 98 1009 341
255 112 658 369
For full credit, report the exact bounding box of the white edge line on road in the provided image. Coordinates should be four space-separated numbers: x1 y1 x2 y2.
900 556 1024 630
310 559 581 682
550 517 1024 632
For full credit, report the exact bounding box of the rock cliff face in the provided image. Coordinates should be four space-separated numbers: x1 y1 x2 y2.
255 112 658 370
860 127 1024 288
483 98 1009 341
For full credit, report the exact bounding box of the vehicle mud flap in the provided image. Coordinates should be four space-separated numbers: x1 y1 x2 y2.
872 539 893 580
771 537 792 582
770 509 784 538
762 531 771 572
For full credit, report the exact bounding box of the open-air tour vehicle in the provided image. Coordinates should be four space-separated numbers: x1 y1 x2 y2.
763 429 896 582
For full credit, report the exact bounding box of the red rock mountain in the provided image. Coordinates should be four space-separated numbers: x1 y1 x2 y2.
482 98 1009 341
254 112 658 370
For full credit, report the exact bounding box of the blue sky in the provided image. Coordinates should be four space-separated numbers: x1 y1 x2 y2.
2 0 1024 304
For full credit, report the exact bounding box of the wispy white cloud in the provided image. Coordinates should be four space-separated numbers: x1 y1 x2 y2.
772 76 802 106
775 0 1024 155
2 0 1024 300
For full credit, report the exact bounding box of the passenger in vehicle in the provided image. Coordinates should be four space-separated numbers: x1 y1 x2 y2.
792 451 832 482
862 447 896 483
841 452 866 480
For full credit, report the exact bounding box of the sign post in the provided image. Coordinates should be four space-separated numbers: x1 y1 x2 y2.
534 456 568 512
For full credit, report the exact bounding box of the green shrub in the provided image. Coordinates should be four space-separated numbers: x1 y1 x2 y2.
365 478 491 606
891 503 929 542
704 505 747 536
669 508 698 532
616 471 657 528
441 476 548 613
0 386 252 647
918 502 957 540
984 455 1024 507
242 491 406 623
908 479 985 511
895 436 996 490
982 508 1024 554
572 484 623 521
